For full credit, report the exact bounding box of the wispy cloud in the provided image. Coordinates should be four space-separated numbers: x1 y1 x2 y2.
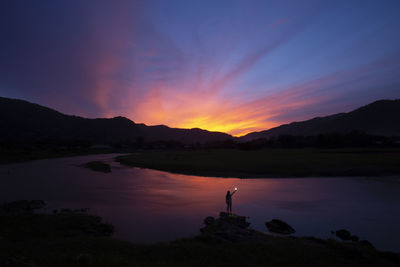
269 16 296 28
1 0 399 136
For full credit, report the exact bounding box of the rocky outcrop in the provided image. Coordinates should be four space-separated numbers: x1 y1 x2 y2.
265 219 295 235
200 212 268 242
0 200 46 215
335 229 351 240
200 212 378 255
204 216 215 225
335 229 361 243
0 200 114 237
218 212 251 228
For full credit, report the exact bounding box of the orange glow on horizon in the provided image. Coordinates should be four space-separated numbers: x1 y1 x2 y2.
107 45 353 136
126 78 330 136
174 116 279 137
128 83 283 136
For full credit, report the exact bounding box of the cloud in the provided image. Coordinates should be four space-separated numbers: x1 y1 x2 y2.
133 52 400 137
269 16 296 28
0 0 140 117
120 9 317 135
1 1 399 137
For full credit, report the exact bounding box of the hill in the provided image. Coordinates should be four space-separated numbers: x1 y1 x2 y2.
240 100 400 141
2 97 399 146
0 97 232 145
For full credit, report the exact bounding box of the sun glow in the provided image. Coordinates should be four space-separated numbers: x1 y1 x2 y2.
178 117 273 137
126 71 337 136
128 84 283 136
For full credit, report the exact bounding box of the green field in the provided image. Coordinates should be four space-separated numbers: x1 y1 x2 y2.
116 148 400 178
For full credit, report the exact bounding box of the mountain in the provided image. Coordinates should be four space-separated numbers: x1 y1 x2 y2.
2 97 399 146
0 97 232 145
240 99 400 141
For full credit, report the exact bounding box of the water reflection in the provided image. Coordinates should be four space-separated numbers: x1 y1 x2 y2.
0 154 399 252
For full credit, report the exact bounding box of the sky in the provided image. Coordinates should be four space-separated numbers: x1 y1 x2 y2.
1 0 400 136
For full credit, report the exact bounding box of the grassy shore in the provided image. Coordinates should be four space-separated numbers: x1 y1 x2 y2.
1 211 399 266
116 148 400 178
0 147 123 165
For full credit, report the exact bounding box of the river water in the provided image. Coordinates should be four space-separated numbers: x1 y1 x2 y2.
0 154 399 252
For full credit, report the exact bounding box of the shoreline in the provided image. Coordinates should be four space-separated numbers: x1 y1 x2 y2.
2 147 400 179
0 148 126 165
2 151 400 179
116 148 400 179
116 164 400 179
1 201 399 266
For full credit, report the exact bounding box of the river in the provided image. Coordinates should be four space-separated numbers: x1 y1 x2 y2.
0 154 399 252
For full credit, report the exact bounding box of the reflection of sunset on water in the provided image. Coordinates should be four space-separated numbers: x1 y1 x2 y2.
0 154 400 251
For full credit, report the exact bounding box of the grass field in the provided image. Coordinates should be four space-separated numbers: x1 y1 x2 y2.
116 148 400 178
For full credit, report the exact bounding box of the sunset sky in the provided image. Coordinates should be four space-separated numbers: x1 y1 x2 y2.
1 0 400 136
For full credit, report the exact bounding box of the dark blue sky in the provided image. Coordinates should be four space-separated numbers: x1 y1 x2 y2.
1 0 400 135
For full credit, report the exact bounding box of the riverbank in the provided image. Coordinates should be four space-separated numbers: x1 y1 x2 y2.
1 200 399 267
0 147 126 165
116 148 400 178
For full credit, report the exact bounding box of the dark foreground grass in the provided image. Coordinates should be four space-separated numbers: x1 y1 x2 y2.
1 212 399 267
116 148 400 178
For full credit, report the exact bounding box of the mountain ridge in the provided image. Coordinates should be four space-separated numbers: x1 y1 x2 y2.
0 97 233 145
240 99 400 141
1 97 399 145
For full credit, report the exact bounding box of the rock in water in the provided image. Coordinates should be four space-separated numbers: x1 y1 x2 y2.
335 229 351 241
265 219 295 235
0 200 46 215
204 216 215 225
83 161 111 173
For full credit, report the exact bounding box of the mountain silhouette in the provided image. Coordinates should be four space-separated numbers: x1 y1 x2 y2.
0 97 232 145
1 97 399 145
240 99 400 141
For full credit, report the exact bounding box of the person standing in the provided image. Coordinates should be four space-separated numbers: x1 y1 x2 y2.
225 188 237 214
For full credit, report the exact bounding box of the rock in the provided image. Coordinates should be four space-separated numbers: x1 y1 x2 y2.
219 212 250 229
204 216 215 225
98 223 114 235
265 219 295 235
200 212 265 243
83 161 111 173
29 200 46 209
61 208 72 213
335 229 351 241
350 235 359 242
359 240 375 250
56 214 114 237
219 212 230 218
0 200 46 215
5 256 37 267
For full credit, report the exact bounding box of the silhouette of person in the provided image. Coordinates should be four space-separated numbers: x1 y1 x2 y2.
225 188 237 214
